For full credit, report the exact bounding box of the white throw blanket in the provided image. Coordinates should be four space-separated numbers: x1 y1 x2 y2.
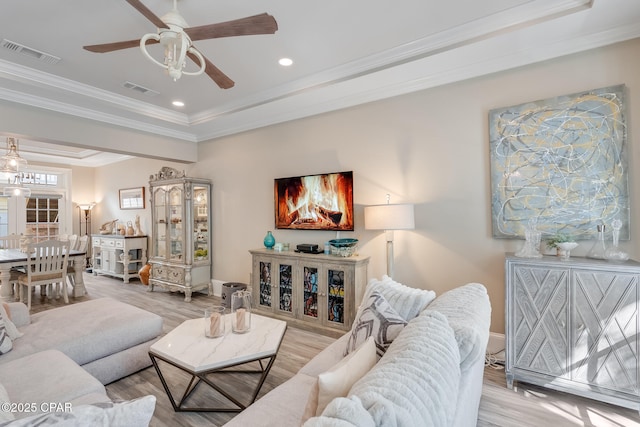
305 310 461 427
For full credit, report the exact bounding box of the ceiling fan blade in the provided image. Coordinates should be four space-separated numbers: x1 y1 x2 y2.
125 0 169 29
187 51 235 89
185 13 278 42
84 38 158 53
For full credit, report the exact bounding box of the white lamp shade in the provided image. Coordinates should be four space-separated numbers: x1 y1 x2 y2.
364 204 415 230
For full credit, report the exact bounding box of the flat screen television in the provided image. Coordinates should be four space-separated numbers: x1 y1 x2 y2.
274 171 354 231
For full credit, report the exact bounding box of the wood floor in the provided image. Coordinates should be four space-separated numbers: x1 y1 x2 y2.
28 274 640 427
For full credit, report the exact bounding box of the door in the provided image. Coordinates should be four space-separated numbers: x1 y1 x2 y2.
571 269 638 394
510 264 570 378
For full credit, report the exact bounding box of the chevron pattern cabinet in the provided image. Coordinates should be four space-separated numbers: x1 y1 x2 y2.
505 254 640 411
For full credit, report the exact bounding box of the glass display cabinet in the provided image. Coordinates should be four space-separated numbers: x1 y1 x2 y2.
148 167 212 302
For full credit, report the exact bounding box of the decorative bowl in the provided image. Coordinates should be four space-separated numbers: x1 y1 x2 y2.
556 242 578 260
329 238 358 257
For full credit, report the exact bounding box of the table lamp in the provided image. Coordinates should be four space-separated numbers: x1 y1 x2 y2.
364 195 415 278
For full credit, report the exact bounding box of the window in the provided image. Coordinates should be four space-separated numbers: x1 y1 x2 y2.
26 195 61 242
0 197 8 236
0 166 71 239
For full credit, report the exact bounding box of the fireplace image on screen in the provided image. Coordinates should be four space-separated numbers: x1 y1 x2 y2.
275 171 354 230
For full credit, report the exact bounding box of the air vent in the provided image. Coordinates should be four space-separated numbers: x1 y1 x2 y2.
122 81 160 97
1 39 60 65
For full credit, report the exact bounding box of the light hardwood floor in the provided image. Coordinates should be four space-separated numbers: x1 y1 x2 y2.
28 274 640 427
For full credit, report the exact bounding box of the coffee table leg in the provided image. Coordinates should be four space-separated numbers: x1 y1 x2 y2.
149 352 278 412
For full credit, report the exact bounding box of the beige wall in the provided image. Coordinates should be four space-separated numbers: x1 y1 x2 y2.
190 38 640 335
65 38 640 335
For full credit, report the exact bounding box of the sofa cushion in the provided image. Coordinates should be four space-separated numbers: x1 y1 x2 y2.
360 275 435 321
306 310 461 427
0 350 106 419
344 291 407 358
426 283 491 373
316 336 376 416
0 304 21 340
0 383 15 422
224 373 318 427
2 298 162 366
0 310 12 355
0 395 156 427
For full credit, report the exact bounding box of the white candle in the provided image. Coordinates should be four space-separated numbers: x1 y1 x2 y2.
236 308 246 331
209 312 221 337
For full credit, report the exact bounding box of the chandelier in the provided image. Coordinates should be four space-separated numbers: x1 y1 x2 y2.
1 137 30 197
139 1 206 81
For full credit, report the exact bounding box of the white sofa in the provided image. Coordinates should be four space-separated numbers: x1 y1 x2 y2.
225 279 491 427
0 298 162 425
2 297 163 384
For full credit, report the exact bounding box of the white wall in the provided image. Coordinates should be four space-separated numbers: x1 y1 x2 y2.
46 38 640 335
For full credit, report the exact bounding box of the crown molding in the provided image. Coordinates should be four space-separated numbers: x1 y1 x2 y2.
0 86 197 142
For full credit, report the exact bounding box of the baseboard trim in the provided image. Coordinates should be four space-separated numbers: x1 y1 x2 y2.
487 332 505 363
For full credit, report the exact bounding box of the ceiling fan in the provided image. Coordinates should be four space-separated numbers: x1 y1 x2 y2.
83 0 278 89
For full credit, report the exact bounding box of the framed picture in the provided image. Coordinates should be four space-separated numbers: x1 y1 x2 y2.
119 187 146 210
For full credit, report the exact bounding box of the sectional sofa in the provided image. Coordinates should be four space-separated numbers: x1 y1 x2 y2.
0 297 162 425
225 277 492 427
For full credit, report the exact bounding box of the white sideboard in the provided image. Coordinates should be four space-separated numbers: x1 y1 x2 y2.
505 254 640 411
92 235 148 283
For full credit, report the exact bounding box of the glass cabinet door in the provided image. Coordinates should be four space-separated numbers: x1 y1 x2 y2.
154 188 167 258
169 187 183 261
302 265 319 319
278 263 293 313
193 185 209 262
258 260 272 308
327 268 346 325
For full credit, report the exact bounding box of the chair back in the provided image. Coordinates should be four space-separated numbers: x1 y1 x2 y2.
0 234 21 249
67 234 79 251
76 235 90 252
25 240 69 281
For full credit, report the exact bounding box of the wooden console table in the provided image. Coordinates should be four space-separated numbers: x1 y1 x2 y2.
249 249 369 337
505 253 640 411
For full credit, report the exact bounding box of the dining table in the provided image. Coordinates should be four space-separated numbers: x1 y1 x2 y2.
0 248 87 301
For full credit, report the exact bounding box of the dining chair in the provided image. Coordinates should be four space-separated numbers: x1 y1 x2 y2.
67 234 79 251
0 234 23 300
64 235 89 296
17 240 70 311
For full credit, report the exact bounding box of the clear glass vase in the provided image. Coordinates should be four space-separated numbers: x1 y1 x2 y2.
587 224 607 259
604 219 628 261
231 290 252 333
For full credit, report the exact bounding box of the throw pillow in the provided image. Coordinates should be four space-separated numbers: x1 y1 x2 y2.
1 395 156 427
360 275 436 321
0 382 15 422
344 291 407 358
0 303 22 340
0 310 12 355
315 336 376 416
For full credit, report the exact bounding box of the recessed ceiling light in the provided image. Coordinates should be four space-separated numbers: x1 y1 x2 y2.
279 57 293 67
172 100 185 107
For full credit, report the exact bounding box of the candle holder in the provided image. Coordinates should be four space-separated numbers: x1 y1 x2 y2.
204 306 225 338
231 290 252 334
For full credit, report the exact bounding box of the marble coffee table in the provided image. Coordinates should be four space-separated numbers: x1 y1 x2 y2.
149 313 287 412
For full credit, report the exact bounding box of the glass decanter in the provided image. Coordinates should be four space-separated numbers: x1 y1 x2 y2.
586 224 607 259
604 219 629 261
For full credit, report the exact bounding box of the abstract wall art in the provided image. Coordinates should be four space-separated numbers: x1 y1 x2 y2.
489 85 628 239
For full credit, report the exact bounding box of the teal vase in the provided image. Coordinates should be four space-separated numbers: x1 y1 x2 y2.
263 231 275 249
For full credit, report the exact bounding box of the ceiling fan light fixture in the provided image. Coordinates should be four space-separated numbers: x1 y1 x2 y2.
140 26 205 81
